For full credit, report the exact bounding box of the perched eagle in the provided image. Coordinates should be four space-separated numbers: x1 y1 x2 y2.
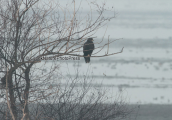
83 38 95 63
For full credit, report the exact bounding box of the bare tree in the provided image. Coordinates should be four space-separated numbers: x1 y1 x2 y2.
0 0 125 120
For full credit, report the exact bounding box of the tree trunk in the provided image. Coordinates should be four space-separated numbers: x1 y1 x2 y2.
8 70 17 120
23 65 32 120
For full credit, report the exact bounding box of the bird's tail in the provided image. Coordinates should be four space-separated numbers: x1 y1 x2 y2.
84 57 90 63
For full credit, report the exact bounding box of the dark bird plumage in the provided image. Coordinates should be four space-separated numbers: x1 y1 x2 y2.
83 38 95 63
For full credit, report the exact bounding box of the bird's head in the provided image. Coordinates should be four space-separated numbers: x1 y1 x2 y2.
87 38 93 42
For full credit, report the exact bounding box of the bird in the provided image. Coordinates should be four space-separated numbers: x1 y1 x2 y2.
83 38 95 63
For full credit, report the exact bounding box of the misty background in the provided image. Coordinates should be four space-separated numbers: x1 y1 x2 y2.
30 0 172 105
